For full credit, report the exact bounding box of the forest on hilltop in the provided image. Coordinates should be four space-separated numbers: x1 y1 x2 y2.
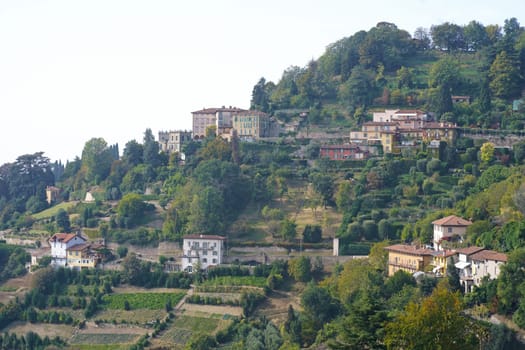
252 18 525 130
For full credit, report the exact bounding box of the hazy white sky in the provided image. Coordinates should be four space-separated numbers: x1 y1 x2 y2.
0 0 523 165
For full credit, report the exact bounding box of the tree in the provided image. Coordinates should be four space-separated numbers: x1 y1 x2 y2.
497 248 525 315
335 181 353 213
329 291 388 349
338 65 377 108
396 66 414 89
280 219 297 241
288 256 312 282
117 193 149 227
143 128 161 168
480 142 495 164
463 20 489 51
55 209 71 233
188 186 225 234
122 140 143 167
428 57 461 115
303 225 322 243
430 22 465 51
489 51 522 99
301 282 340 327
81 138 113 184
385 283 480 349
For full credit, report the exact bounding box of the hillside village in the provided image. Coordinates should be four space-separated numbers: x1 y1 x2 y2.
2 18 525 349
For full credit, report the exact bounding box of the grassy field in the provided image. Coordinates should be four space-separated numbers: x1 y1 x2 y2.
32 201 77 220
102 292 185 310
199 276 267 288
69 333 140 345
93 309 167 324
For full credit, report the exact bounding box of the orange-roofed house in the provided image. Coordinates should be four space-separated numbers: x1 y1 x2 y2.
49 233 87 267
432 215 472 251
384 244 434 277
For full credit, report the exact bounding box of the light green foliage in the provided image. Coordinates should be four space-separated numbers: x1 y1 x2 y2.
117 193 148 227
279 219 297 241
335 181 353 212
102 292 185 310
385 283 480 349
288 256 312 282
480 142 495 163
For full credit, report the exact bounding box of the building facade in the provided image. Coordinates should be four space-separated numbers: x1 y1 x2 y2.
66 243 104 269
350 109 457 154
192 107 245 139
454 246 506 293
319 144 368 160
384 244 434 276
432 215 472 251
49 233 87 267
232 111 271 140
181 234 226 272
158 130 192 154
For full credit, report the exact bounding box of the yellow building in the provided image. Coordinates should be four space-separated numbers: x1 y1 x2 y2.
66 243 104 269
232 111 270 139
431 250 456 276
385 244 434 277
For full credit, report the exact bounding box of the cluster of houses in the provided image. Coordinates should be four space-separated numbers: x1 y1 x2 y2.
158 106 282 156
157 106 459 162
47 231 226 273
385 215 507 293
321 109 457 160
45 216 506 294
48 232 105 269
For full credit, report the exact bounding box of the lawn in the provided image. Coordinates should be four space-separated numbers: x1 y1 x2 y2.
102 292 185 310
199 276 267 288
32 201 77 220
69 333 140 345
173 315 220 333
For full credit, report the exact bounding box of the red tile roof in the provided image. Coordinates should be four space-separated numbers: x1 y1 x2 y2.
192 107 246 114
432 215 472 227
471 250 507 262
183 234 226 241
49 233 85 243
384 244 433 256
455 246 485 255
431 249 457 258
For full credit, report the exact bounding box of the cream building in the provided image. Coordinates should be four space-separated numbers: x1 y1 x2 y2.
192 107 245 139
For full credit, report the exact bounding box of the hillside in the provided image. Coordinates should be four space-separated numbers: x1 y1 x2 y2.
0 18 525 349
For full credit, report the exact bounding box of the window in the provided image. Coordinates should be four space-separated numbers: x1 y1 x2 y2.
202 258 207 263
213 251 218 256
448 227 453 233
212 259 217 264
203 250 208 256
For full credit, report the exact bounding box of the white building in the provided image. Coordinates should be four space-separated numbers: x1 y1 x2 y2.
181 234 226 272
49 233 87 266
454 246 507 293
432 215 472 251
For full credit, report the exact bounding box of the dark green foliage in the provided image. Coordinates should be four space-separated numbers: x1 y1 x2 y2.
301 224 322 244
301 282 340 326
384 270 416 298
55 208 71 233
